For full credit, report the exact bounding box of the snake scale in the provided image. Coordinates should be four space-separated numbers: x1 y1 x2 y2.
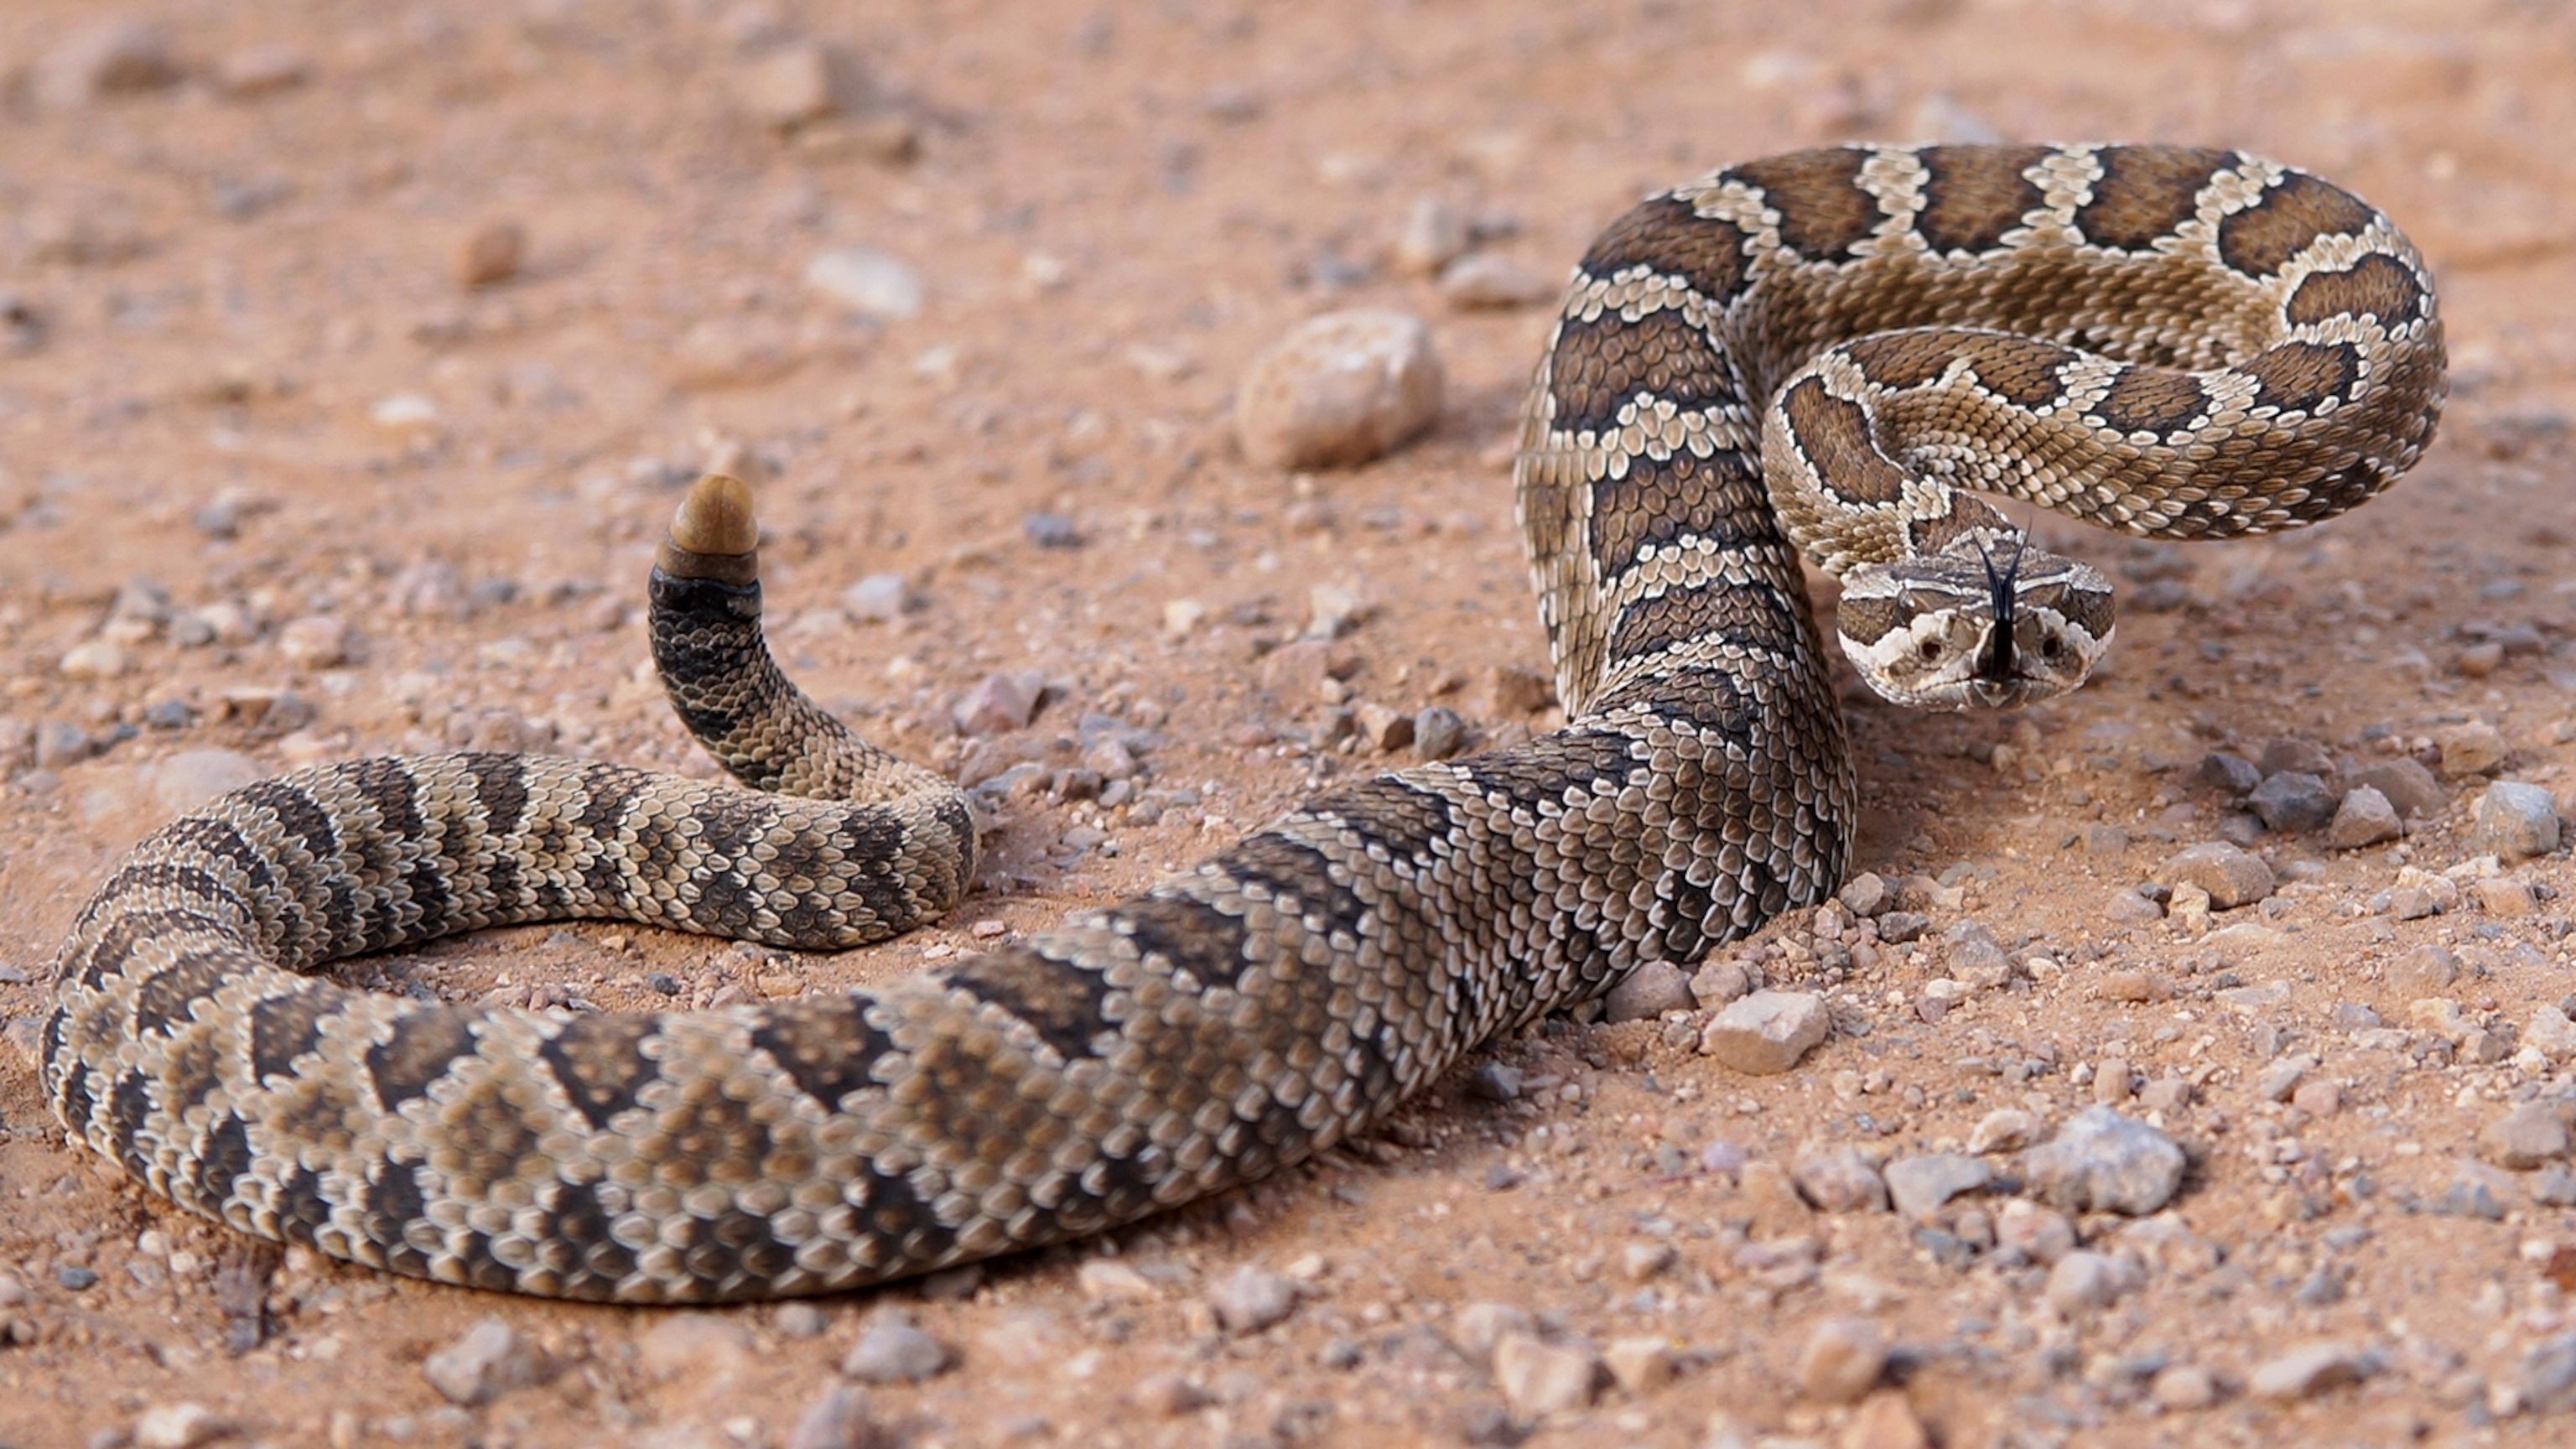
45 145 2443 1302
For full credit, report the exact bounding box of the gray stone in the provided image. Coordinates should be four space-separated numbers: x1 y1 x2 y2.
1701 990 1830 1075
2389 943 2459 996
787 1384 880 1449
2259 737 2334 776
1451 1301 1537 1360
1603 961 1694 1023
1795 1317 1886 1405
1968 1109 2042 1155
1412 706 1467 759
423 1318 543 1405
2150 1364 2218 1411
1995 1201 2076 1265
774 1302 829 1339
2470 781 2560 861
2324 786 2402 849
2162 842 2273 909
2249 771 2335 833
2043 1250 2137 1312
1883 1153 1992 1221
1793 1145 1888 1213
806 246 924 320
1437 254 1555 309
2435 722 2511 779
2104 887 2164 922
1689 958 1751 1009
1492 1333 1602 1418
1875 911 1929 944
2198 752 2261 797
1391 196 1471 277
132 1403 229 1449
2481 1104 2570 1170
1233 310 1443 470
2021 1107 2186 1217
1207 1265 1297 1334
840 1316 949 1383
2518 1333 2576 1415
2248 1343 2378 1401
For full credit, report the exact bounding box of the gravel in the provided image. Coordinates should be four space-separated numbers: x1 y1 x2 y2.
2021 1108 2187 1216
1701 990 1831 1075
1233 310 1443 470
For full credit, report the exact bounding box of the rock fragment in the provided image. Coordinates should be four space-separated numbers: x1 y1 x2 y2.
2469 781 2560 861
1701 991 1830 1075
422 1318 543 1406
806 246 925 320
1795 1317 1886 1405
1793 1145 1888 1213
2161 842 2272 909
456 221 527 288
952 671 1046 735
1493 1334 1603 1417
2247 1343 2377 1401
2433 722 2509 778
1207 1265 1297 1334
2324 786 2402 849
1438 254 1556 309
2021 1107 2186 1216
1603 961 1694 1023
2352 757 2444 818
1412 705 1467 759
787 1384 880 1449
2482 1104 2570 1170
1233 310 1442 470
1883 1154 1992 1221
2248 771 2334 833
840 1315 949 1383
738 41 876 129
2043 1250 2138 1312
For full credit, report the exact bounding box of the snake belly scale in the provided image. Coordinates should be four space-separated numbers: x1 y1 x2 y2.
45 145 2443 1302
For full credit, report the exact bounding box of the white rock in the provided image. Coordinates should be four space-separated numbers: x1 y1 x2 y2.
1233 310 1443 470
638 1313 753 1380
737 41 876 128
787 1384 879 1449
1452 1301 1536 1360
2042 1250 2138 1312
369 393 443 433
1207 1265 1297 1334
1700 990 1830 1075
422 1318 543 1405
278 615 355 668
1602 1336 1675 1394
1437 254 1556 309
806 246 925 320
1604 960 1695 1023
2248 1343 2378 1400
1795 1317 1886 1405
1075 1259 1156 1303
2526 1005 2576 1062
2021 1107 2186 1216
839 1315 948 1383
1492 1333 1602 1417
59 639 129 680
214 44 313 99
132 1403 228 1449
843 573 911 621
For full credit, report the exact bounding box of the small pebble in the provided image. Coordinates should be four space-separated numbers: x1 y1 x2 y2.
1793 1145 1888 1214
1492 1333 1602 1417
1452 1301 1537 1360
1075 1259 1156 1304
1836 871 1891 917
737 41 875 129
132 1403 228 1449
2433 721 2510 779
456 221 527 288
2021 1107 2186 1216
1602 1335 1675 1394
844 574 911 621
1603 961 1694 1023
1701 990 1830 1075
2519 1333 2576 1415
1995 1201 2076 1265
1437 253 1555 309
1795 1317 1886 1405
1413 705 1467 759
278 615 355 668
1883 1154 1992 1221
214 44 312 99
1233 310 1443 470
638 1314 752 1380
840 1315 949 1383
775 1302 829 1339
2482 1104 2570 1170
58 1265 97 1291
1689 958 1752 1009
952 671 1047 736
1968 1109 2042 1155
1206 1265 1297 1334
422 1318 543 1406
2198 752 2261 797
2248 1343 2378 1401
1391 196 1471 276
2043 1250 2137 1312
2150 1363 2218 1411
2161 841 2273 909
2248 771 2335 833
806 246 926 319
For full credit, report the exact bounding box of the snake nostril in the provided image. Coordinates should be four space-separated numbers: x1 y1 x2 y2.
1919 639 1943 661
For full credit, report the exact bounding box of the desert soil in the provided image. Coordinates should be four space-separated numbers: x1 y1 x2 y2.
8 2 2576 1446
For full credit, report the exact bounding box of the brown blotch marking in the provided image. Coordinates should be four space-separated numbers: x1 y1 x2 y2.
2087 366 2210 438
1963 335 2079 408
641 1079 774 1190
431 1075 545 1199
2217 170 2376 278
1844 331 1963 391
1905 488 2011 553
2073 146 2236 252
1780 377 1907 505
747 996 896 1113
2284 252 2425 327
1731 148 1880 263
1576 194 1754 305
1545 309 1737 436
1588 449 1774 576
1834 592 1909 647
948 943 1115 1062
1610 579 1808 662
366 1005 479 1112
2240 340 2361 414
538 1012 665 1131
248 989 340 1083
1914 144 2054 255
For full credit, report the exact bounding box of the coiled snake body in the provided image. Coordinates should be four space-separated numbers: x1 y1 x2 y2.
46 146 2443 1301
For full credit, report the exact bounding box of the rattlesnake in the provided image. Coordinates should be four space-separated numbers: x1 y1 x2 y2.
45 145 2444 1302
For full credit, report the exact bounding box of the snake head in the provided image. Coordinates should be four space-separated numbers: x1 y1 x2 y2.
1834 529 2115 710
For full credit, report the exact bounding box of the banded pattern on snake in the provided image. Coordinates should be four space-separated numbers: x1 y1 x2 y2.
46 144 2443 1301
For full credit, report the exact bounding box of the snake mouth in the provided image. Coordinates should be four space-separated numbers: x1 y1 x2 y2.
1971 532 2022 694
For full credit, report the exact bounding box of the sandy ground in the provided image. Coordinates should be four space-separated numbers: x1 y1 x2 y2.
8 1 2576 1446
